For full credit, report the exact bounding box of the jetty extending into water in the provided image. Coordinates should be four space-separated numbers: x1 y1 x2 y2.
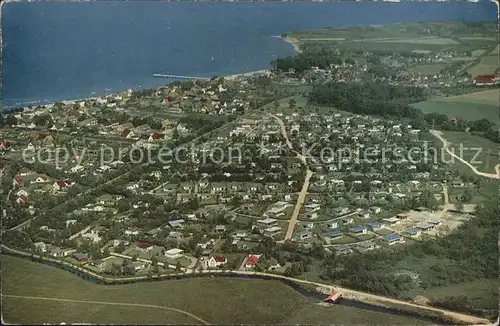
153 74 211 81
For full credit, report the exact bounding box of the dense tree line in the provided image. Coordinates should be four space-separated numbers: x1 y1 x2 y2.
309 82 426 119
272 48 343 73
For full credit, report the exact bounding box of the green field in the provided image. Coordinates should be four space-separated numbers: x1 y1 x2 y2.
467 55 499 76
1 255 431 325
282 303 431 325
411 99 498 123
402 279 499 313
411 64 448 75
441 131 499 174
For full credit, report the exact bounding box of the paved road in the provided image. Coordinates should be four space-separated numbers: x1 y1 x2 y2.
268 113 313 241
3 294 211 325
284 170 313 240
431 130 499 180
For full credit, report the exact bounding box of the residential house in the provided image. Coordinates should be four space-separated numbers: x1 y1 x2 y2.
295 230 312 240
367 222 384 231
207 256 227 268
165 248 184 259
349 225 368 235
257 218 277 228
406 228 422 238
168 219 185 229
34 242 47 252
136 241 154 252
15 189 29 198
79 118 98 127
73 252 89 263
53 180 72 192
245 254 260 269
326 230 343 241
357 241 376 252
383 233 404 245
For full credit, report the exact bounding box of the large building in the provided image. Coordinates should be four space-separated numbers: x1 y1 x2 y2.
473 74 500 86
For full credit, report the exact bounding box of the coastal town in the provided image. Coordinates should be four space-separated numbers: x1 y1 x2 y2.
1 20 498 326
0 66 489 276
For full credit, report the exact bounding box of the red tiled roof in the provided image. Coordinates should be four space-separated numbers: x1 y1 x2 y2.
0 140 10 149
14 176 22 185
150 132 165 140
18 195 34 204
246 255 259 266
214 256 226 263
136 241 153 249
55 180 71 188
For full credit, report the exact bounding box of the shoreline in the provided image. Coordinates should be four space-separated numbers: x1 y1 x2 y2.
1 69 272 112
282 35 302 54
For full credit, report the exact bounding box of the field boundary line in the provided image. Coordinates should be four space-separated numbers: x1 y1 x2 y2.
3 294 211 325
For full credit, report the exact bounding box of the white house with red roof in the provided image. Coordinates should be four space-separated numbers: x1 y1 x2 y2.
16 195 34 205
148 132 167 142
473 74 500 86
207 256 227 268
245 254 261 269
52 180 73 192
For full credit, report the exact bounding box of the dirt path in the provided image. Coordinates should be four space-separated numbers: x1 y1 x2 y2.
431 130 499 180
3 294 211 325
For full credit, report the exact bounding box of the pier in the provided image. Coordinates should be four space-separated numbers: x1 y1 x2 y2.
153 74 211 81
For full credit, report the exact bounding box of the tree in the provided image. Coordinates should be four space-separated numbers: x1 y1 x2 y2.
288 98 296 111
175 261 182 272
461 188 472 203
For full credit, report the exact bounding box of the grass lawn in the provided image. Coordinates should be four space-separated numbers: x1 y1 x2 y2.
467 55 499 76
411 63 447 75
411 99 498 123
2 255 430 325
328 235 358 245
282 303 431 325
3 298 198 325
1 254 308 325
441 131 499 174
439 89 499 106
401 279 499 312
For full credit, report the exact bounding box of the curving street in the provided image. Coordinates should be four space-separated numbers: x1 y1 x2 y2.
431 130 500 180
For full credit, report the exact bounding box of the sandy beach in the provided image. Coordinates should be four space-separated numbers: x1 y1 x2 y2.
223 69 271 81
282 36 302 53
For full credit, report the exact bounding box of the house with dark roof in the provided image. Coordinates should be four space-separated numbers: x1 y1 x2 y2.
382 233 404 245
349 225 368 235
367 222 384 231
406 228 422 238
325 230 343 241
